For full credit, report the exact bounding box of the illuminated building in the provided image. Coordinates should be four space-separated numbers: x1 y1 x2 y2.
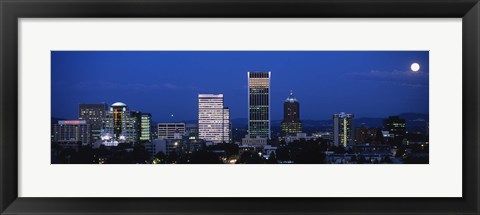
383 116 406 145
333 112 354 147
186 124 199 140
150 124 159 139
146 139 202 158
102 102 138 144
198 94 231 143
78 103 107 143
280 91 302 136
312 132 333 141
284 133 314 143
140 113 152 141
223 107 232 142
158 123 185 139
53 120 91 145
241 134 267 148
354 127 383 144
248 72 271 139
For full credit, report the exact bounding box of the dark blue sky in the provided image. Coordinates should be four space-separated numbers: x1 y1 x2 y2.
51 51 429 122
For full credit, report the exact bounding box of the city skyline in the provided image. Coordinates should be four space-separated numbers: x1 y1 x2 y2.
52 51 429 122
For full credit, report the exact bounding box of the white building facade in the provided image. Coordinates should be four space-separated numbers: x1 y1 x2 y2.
198 94 231 143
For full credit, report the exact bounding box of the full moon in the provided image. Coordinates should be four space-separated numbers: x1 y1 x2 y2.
411 63 420 72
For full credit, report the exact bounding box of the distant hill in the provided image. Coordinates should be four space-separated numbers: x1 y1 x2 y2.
238 112 428 133
60 112 428 133
51 117 67 124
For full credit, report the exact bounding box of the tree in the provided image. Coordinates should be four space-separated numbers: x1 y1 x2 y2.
236 151 264 164
357 156 366 164
107 150 134 164
382 156 392 163
276 147 291 161
153 152 167 164
132 144 150 164
290 141 326 164
166 151 178 164
70 145 95 164
404 155 428 164
189 150 223 164
266 152 278 164
350 155 357 163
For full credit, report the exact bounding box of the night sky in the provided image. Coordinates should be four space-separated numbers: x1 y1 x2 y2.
51 51 429 122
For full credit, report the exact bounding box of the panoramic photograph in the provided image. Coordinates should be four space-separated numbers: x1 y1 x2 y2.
51 51 429 164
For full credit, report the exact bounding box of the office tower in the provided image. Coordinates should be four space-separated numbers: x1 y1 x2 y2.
280 91 302 136
140 113 152 142
333 112 354 147
102 102 138 143
383 116 406 145
78 103 107 143
223 107 232 143
158 123 186 139
132 111 142 142
53 120 91 145
198 94 230 143
248 72 271 139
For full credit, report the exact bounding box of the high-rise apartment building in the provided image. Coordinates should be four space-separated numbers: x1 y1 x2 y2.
333 112 354 147
140 113 152 141
248 72 271 139
281 91 302 136
198 94 230 143
102 102 138 143
78 103 107 143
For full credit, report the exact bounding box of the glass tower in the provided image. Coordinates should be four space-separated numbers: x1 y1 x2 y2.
248 72 271 139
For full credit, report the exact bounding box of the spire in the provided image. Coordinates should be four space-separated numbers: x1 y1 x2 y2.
285 90 298 103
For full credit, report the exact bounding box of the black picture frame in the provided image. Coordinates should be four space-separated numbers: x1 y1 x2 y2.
1 0 479 214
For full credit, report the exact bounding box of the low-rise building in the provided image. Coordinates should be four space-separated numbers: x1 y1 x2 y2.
53 120 91 145
284 133 315 143
241 135 267 148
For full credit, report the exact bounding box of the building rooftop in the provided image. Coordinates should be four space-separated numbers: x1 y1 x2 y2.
111 102 127 107
285 91 298 103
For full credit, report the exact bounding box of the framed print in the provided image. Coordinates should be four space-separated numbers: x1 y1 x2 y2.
1 0 479 214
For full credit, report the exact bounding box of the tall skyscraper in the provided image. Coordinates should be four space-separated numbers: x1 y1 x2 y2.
140 113 152 142
79 103 107 143
198 94 231 143
102 102 138 143
333 112 354 147
384 116 406 145
281 91 302 136
248 72 271 139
